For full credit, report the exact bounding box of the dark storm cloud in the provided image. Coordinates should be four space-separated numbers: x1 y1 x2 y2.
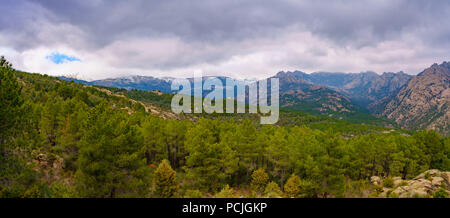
1 0 450 79
17 0 450 47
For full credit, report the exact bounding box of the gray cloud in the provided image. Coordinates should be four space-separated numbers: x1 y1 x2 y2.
1 0 450 79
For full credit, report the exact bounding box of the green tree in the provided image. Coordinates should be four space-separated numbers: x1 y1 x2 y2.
266 128 291 187
0 56 38 198
215 185 235 198
413 130 447 171
154 159 178 198
0 56 23 141
184 119 238 191
433 188 449 198
76 104 150 197
235 120 259 184
183 189 203 198
250 168 269 194
284 174 300 198
298 179 318 198
264 181 282 198
140 115 167 164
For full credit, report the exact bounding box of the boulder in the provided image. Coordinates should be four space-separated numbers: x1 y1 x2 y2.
410 188 428 198
377 169 450 198
393 177 403 187
431 177 445 188
414 169 441 180
36 153 49 168
371 176 382 186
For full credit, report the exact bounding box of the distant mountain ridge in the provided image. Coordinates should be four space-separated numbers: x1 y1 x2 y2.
272 71 394 125
61 72 387 125
60 75 173 93
277 70 413 110
274 71 361 115
59 62 449 135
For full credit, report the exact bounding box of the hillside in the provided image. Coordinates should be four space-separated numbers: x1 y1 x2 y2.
62 72 394 127
281 70 413 109
60 75 173 93
274 71 394 126
381 62 450 136
1 57 449 198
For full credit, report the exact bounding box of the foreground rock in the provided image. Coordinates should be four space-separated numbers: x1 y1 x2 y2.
372 169 450 198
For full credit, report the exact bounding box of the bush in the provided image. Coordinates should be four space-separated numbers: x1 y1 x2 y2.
215 185 235 198
424 172 432 181
298 180 318 198
433 188 449 198
184 189 203 198
264 181 282 198
387 191 399 198
383 177 394 188
284 174 300 198
251 169 269 195
154 160 178 198
50 182 77 198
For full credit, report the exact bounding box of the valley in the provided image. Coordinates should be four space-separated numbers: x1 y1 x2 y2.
2 56 449 198
61 61 450 136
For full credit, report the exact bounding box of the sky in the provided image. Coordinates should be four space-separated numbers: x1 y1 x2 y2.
1 0 450 81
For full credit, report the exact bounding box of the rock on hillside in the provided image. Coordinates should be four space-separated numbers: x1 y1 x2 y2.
372 169 450 198
380 62 450 136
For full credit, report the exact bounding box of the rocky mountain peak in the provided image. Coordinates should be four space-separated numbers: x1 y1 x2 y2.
381 61 450 135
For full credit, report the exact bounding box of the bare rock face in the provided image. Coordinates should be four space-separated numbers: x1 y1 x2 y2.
381 62 450 136
393 177 403 187
374 169 450 198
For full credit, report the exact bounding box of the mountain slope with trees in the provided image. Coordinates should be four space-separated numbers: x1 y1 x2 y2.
1 57 449 198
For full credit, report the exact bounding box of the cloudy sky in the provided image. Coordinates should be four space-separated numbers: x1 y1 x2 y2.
1 0 450 80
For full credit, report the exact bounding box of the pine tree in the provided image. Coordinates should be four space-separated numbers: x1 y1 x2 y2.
154 159 178 198
298 179 318 198
184 119 238 191
250 168 268 194
215 185 235 198
0 56 23 142
264 181 282 198
266 128 290 187
76 104 150 197
284 174 300 198
0 57 37 198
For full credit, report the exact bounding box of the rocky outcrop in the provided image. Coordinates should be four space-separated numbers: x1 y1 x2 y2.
370 176 382 186
366 72 413 113
32 152 65 182
372 169 450 198
380 62 450 136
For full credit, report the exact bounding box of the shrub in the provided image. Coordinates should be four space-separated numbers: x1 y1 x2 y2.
264 181 282 198
154 160 178 198
298 180 318 198
433 188 449 198
284 174 300 198
184 189 203 198
215 185 235 198
251 168 269 194
383 177 394 188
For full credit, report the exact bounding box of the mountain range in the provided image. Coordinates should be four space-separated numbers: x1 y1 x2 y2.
381 62 450 134
60 61 450 136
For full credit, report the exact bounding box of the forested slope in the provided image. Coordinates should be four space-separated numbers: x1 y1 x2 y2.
1 57 449 198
